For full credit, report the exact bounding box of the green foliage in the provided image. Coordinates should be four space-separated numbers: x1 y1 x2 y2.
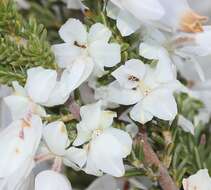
0 0 56 86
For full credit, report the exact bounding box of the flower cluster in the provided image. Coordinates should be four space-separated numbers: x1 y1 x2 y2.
1 0 211 189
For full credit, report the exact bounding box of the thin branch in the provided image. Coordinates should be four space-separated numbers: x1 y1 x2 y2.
139 129 179 190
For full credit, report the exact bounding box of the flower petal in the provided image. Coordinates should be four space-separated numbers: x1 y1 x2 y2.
59 18 87 45
43 121 69 156
112 59 146 89
64 147 87 168
88 23 112 43
107 82 141 105
130 102 153 124
73 101 102 146
89 41 121 69
178 114 195 135
143 89 178 121
26 67 57 104
121 0 165 21
35 170 72 190
117 10 141 36
88 128 132 177
52 43 81 69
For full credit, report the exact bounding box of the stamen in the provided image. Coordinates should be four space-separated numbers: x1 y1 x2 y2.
15 147 21 155
92 128 103 138
21 119 31 128
138 80 152 96
74 41 87 49
128 75 139 82
180 10 208 33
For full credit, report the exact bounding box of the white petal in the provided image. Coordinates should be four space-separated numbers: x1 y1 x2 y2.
73 101 102 146
87 175 120 190
112 59 146 89
26 67 57 104
12 81 27 96
139 42 162 60
52 43 81 69
35 170 72 190
59 18 87 45
0 99 12 128
106 1 120 19
0 115 42 178
88 23 112 43
66 0 81 9
4 95 31 120
117 10 141 36
154 51 175 83
107 82 141 105
89 41 121 68
89 128 132 177
121 0 165 21
99 111 117 129
183 169 211 190
43 121 69 156
178 114 195 135
179 26 211 56
66 0 87 10
156 0 190 31
73 57 94 88
107 128 132 157
64 147 87 168
130 102 153 124
43 82 70 107
126 124 139 138
85 152 102 176
61 57 94 93
0 158 35 190
143 89 178 121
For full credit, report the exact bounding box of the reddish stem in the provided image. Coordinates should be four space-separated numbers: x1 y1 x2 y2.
139 130 178 190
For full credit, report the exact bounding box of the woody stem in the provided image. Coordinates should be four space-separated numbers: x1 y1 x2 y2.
139 129 178 190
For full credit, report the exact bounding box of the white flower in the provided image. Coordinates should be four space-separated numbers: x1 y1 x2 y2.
106 0 164 36
178 114 195 135
64 0 88 11
0 115 42 189
25 67 71 107
68 101 132 177
15 0 30 9
188 0 211 18
35 170 72 190
194 109 210 126
86 175 122 190
107 59 178 124
40 121 85 171
0 158 35 190
4 67 73 120
139 26 211 82
182 169 211 190
4 81 46 121
157 0 208 33
52 18 121 84
0 85 12 128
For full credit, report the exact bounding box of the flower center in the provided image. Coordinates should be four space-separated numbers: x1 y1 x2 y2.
180 10 208 33
138 80 152 96
92 128 103 139
74 41 87 49
128 75 152 96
